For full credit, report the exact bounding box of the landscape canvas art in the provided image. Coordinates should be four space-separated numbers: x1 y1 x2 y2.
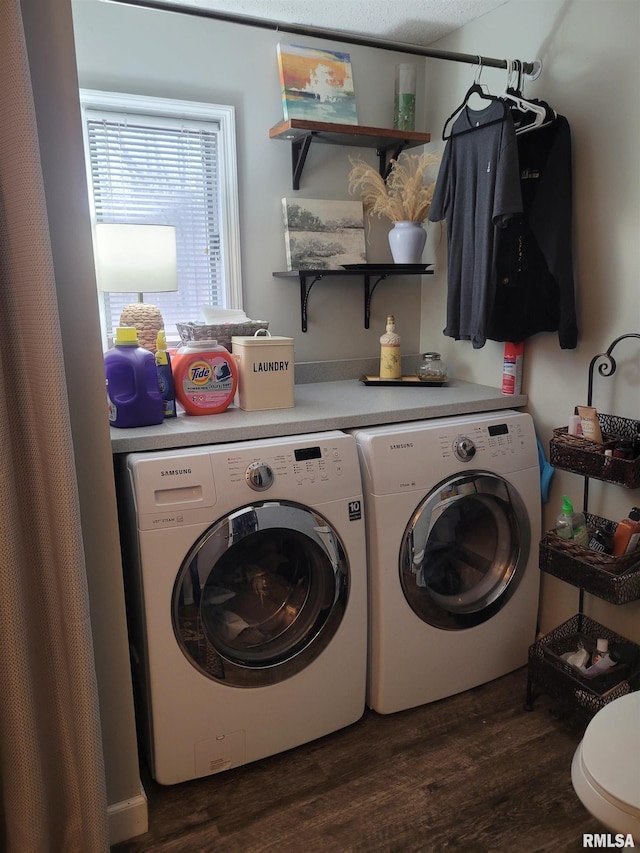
277 43 358 125
282 198 366 270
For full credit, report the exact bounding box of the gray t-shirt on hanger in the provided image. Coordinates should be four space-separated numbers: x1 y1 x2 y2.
429 100 522 348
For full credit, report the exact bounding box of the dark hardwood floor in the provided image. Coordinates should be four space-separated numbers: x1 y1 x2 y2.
112 667 601 853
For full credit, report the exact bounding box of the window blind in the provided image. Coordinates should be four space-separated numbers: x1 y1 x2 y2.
86 112 223 337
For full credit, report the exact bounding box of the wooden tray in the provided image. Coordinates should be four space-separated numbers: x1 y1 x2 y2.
359 375 447 387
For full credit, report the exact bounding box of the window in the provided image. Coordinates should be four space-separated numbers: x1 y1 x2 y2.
79 90 242 345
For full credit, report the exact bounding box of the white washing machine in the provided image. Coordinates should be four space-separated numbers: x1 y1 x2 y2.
120 430 367 785
351 410 541 715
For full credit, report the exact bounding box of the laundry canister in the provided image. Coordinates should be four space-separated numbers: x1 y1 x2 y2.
231 330 294 411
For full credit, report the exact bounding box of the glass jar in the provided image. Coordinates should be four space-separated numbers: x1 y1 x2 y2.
416 352 448 383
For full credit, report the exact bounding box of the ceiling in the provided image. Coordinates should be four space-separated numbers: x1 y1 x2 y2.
148 0 511 45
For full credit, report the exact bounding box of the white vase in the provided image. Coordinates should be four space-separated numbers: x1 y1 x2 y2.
388 221 427 264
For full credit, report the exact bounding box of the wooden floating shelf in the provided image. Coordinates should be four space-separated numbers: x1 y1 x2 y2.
269 119 431 189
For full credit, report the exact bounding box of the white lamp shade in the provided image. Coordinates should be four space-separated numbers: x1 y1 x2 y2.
95 223 178 293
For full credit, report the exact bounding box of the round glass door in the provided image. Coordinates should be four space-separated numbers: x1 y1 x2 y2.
399 472 530 630
173 501 349 686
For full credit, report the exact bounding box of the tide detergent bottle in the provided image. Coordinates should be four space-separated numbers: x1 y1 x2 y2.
104 326 164 428
172 340 238 415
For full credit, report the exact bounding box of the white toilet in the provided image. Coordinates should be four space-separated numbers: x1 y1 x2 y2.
572 691 640 840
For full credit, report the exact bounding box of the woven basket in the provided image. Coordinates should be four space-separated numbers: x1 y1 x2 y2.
550 413 640 487
528 615 640 716
542 631 631 693
176 320 269 352
539 512 640 605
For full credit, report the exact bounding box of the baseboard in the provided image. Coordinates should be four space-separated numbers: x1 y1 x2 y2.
107 785 148 846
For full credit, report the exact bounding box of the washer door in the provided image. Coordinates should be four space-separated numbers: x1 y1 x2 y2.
399 471 531 630
173 500 349 686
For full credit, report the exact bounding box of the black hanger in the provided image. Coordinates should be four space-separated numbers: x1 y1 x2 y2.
442 82 509 140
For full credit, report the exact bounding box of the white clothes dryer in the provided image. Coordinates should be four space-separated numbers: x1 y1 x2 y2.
351 410 541 714
120 430 367 784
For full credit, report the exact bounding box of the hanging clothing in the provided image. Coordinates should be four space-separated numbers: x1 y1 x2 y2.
428 100 522 349
486 115 578 349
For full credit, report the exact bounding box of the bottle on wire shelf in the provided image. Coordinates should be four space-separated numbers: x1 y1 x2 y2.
555 495 588 546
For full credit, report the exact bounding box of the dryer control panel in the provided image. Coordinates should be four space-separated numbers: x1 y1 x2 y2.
353 411 538 496
442 420 528 463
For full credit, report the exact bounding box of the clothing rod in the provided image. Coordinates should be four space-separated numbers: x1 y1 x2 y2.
106 0 542 78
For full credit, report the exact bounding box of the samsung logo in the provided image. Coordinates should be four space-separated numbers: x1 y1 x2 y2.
390 443 414 450
160 468 192 477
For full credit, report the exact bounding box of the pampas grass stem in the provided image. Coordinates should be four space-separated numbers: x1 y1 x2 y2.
348 152 440 223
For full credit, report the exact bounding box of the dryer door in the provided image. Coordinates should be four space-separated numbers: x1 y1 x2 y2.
399 471 531 630
173 500 348 686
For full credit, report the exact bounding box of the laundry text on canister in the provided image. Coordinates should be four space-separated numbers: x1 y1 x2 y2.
231 332 294 411
252 361 290 373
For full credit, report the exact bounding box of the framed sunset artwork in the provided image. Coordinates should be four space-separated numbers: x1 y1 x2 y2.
277 43 358 125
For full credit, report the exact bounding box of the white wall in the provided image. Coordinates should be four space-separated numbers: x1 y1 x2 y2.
422 0 640 640
72 0 435 361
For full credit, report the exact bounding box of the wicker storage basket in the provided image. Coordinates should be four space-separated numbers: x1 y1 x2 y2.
176 320 269 352
541 630 630 693
528 615 640 717
550 413 640 487
539 512 640 605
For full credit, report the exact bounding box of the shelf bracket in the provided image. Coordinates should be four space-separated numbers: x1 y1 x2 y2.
293 136 406 186
273 266 431 332
363 274 389 328
291 133 314 190
377 143 407 179
299 273 324 332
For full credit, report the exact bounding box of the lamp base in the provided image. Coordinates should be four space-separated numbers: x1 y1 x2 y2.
120 303 164 353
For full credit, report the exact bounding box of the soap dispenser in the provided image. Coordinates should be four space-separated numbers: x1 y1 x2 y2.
379 315 401 380
556 495 588 546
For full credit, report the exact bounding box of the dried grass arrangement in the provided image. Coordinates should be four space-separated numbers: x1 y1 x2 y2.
348 151 440 223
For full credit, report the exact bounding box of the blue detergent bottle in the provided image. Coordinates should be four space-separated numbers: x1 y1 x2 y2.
155 329 177 418
105 326 164 428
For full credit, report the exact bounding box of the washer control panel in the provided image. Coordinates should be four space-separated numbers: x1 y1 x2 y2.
245 461 275 491
452 435 477 462
226 440 346 492
127 432 363 529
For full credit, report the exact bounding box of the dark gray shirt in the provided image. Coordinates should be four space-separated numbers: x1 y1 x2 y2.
429 101 522 348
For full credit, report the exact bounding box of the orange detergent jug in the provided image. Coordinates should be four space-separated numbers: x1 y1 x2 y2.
172 340 238 415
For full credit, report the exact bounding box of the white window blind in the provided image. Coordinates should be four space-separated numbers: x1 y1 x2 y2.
80 92 242 344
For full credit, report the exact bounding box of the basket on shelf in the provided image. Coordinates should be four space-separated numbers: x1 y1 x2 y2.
541 630 631 693
528 614 640 716
176 320 269 352
550 413 640 487
539 512 640 605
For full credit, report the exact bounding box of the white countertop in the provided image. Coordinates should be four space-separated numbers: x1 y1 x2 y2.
110 378 526 453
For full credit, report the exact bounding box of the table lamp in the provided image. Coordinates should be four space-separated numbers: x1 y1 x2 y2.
95 223 178 352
